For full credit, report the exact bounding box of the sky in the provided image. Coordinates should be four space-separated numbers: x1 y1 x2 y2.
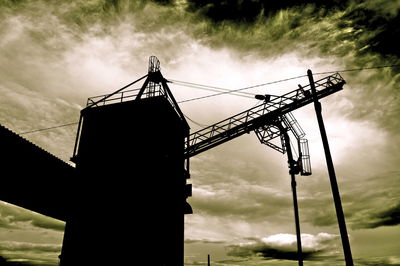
0 0 400 265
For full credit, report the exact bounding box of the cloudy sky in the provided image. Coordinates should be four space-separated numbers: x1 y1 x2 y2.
1 0 400 265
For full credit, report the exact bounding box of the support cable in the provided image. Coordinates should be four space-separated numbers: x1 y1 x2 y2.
183 114 208 128
313 64 400 75
16 64 400 135
169 79 256 97
176 75 307 103
176 64 400 103
19 122 79 135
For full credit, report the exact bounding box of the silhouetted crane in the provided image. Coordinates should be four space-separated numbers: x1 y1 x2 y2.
181 67 347 265
0 56 353 266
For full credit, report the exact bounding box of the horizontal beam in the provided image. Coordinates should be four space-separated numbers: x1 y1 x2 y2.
185 74 344 158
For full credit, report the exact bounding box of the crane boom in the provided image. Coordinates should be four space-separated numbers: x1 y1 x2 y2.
184 73 345 158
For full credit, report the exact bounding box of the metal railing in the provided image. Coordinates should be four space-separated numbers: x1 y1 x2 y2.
86 88 141 107
85 83 169 108
185 73 345 158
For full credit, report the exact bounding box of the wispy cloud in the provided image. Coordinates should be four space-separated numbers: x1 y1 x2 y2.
185 238 226 244
0 241 61 266
356 256 400 266
0 241 61 253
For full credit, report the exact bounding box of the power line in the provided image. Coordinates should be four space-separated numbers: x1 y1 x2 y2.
17 64 400 134
176 64 400 103
170 80 255 100
177 74 307 103
19 122 79 135
17 74 304 134
170 79 256 97
313 64 400 75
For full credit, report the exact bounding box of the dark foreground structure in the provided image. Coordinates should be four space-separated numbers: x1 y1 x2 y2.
0 124 75 221
1 57 192 266
1 56 353 265
63 71 191 265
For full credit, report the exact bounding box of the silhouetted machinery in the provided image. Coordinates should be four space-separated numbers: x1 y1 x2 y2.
0 56 351 266
66 56 345 266
181 61 346 266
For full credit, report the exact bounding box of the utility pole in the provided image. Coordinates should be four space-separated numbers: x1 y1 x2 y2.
281 126 303 266
307 70 353 266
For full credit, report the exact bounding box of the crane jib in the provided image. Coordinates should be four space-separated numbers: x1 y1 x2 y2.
184 75 345 158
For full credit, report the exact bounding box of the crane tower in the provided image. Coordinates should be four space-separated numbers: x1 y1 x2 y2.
62 56 192 266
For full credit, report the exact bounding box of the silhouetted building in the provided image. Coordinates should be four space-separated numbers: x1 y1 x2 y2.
61 58 192 266
0 124 75 221
0 57 192 266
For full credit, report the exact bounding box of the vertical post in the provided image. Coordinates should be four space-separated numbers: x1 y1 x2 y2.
186 135 190 173
307 70 353 265
71 114 84 163
207 254 210 266
282 129 303 266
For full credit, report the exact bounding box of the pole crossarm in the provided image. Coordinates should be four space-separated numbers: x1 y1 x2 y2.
184 73 345 158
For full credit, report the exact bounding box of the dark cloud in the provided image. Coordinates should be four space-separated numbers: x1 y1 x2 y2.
181 0 400 68
356 256 400 266
374 203 400 227
228 244 313 260
302 171 400 230
355 202 400 229
342 1 400 58
185 0 350 23
186 0 263 23
226 233 339 261
0 202 65 231
152 0 174 5
185 239 226 244
0 256 37 266
30 219 65 231
344 172 400 230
